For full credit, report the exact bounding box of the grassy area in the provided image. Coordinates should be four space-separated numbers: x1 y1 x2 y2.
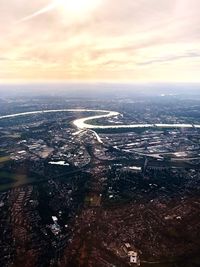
0 156 10 163
0 170 43 191
0 171 17 181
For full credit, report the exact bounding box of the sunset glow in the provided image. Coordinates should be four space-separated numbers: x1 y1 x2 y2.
56 0 101 13
0 0 199 82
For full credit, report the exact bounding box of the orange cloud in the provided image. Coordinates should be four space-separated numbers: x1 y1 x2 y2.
0 0 200 82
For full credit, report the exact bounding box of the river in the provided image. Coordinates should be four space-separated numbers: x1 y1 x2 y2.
0 109 200 130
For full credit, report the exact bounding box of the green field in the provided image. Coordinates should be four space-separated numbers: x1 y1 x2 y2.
0 171 21 182
0 156 10 163
0 170 42 191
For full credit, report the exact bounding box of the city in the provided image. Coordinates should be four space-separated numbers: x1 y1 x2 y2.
0 94 200 267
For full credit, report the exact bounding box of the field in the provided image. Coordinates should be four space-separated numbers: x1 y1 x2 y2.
0 171 37 191
0 156 10 163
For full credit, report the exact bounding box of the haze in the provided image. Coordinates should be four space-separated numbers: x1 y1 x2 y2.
0 0 200 83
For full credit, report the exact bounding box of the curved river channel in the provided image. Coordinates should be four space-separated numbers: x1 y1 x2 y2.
0 109 200 130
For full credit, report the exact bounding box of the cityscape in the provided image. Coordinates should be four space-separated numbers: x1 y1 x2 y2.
0 93 200 266
1 0 200 266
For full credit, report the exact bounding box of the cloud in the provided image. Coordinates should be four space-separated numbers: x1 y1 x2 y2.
0 0 200 82
0 57 10 61
17 1 57 23
138 51 200 66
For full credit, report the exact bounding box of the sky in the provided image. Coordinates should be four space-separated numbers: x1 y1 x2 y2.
0 0 200 82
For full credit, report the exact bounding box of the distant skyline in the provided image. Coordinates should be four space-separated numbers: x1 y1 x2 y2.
0 0 200 82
